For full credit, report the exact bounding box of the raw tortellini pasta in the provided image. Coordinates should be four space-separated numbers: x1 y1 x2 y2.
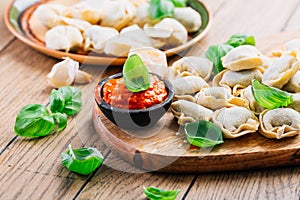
213 107 259 139
240 86 265 114
83 25 119 53
171 100 213 125
213 68 263 96
221 45 263 71
259 108 300 139
173 7 202 33
172 76 209 95
33 4 67 28
171 56 213 81
45 25 83 52
283 70 300 92
262 55 299 89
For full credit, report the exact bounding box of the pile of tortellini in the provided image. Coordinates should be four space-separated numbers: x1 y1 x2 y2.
165 40 300 140
33 0 202 57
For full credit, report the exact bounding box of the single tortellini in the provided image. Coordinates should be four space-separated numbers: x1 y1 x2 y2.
259 108 300 139
60 17 91 32
144 18 188 47
173 7 202 33
212 68 263 96
283 70 300 92
83 25 119 53
195 87 232 110
63 2 103 24
120 24 154 47
213 107 259 139
172 76 209 95
171 100 213 126
262 55 299 89
221 45 263 71
100 0 136 31
240 86 265 114
288 93 300 112
104 37 140 57
45 25 83 52
171 56 213 81
133 2 159 27
33 4 67 28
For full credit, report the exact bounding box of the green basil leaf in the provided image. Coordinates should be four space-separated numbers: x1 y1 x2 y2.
205 44 234 74
143 187 180 200
251 79 293 109
226 33 256 47
150 0 174 20
171 0 187 7
49 89 65 113
14 104 55 138
184 121 223 148
58 86 82 116
61 144 104 175
52 112 68 132
123 54 150 92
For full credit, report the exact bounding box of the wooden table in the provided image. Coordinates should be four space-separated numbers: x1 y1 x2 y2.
1 0 300 199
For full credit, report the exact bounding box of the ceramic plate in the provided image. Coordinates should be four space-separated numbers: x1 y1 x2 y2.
5 0 212 65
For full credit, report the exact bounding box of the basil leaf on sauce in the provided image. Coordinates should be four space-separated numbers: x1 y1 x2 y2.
14 104 56 138
251 79 293 109
50 86 82 116
123 54 150 92
205 44 234 74
226 33 256 47
149 0 175 20
143 186 180 200
61 144 104 175
184 121 223 148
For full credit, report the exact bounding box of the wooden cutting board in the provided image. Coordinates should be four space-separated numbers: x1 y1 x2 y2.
93 30 300 173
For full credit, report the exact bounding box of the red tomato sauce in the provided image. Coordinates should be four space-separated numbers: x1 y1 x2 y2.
102 75 168 109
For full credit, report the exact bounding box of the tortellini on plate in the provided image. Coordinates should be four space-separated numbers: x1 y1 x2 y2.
213 107 259 139
33 4 67 28
262 55 299 88
83 25 119 53
221 45 263 71
171 100 213 126
172 76 209 95
173 7 202 33
212 68 263 96
171 56 213 81
45 25 83 52
259 108 300 139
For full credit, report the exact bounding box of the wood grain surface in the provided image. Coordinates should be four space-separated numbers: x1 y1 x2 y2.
1 0 300 199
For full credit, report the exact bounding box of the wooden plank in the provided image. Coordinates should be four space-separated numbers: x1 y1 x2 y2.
0 40 58 149
76 152 194 200
0 0 15 50
185 167 300 200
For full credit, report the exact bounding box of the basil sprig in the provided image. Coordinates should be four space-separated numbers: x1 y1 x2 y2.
206 33 256 74
226 34 255 47
251 80 293 109
50 86 82 116
143 187 180 200
14 104 57 138
149 0 187 20
184 121 223 148
14 86 82 138
61 144 103 175
205 44 233 74
123 54 150 92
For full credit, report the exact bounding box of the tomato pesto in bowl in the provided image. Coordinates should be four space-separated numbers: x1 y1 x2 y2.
102 75 168 110
95 73 174 130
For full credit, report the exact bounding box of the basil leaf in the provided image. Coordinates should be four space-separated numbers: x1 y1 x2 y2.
251 79 293 109
226 33 256 47
205 44 234 74
143 187 180 200
50 86 82 116
61 144 104 175
123 54 150 92
184 121 223 148
52 112 68 132
14 104 56 138
50 89 65 113
150 0 174 20
171 0 187 7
